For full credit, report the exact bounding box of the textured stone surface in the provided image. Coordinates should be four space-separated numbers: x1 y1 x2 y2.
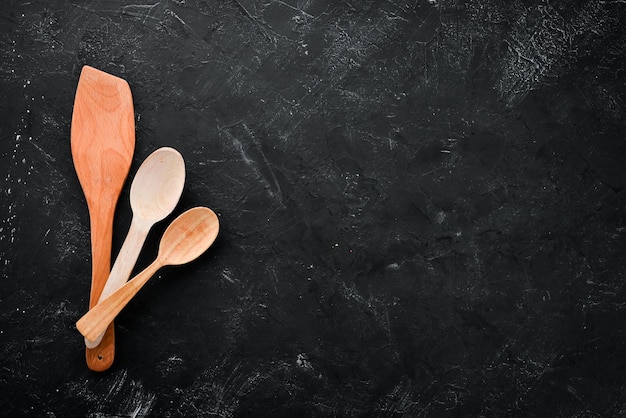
1 0 626 416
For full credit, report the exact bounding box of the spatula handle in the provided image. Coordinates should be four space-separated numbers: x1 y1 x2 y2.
84 205 117 371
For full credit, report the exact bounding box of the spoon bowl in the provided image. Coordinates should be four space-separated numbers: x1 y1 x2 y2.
159 207 220 265
130 147 185 221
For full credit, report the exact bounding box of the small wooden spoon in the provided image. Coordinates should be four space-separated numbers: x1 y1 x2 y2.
84 147 185 349
77 207 220 344
71 65 135 371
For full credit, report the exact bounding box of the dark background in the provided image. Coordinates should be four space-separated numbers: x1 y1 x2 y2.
2 0 626 416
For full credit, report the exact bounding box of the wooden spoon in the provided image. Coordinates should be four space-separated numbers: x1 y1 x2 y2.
77 207 220 345
84 147 185 349
71 65 135 371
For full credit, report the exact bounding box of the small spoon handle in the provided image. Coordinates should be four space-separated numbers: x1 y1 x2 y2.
101 216 151 302
84 216 151 348
78 260 163 344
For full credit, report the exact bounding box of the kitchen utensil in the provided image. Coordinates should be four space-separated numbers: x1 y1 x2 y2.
71 65 135 371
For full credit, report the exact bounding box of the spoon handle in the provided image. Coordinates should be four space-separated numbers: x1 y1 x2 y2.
77 260 163 344
84 217 151 348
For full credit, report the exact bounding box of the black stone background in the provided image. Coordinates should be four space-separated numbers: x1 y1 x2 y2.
1 0 626 416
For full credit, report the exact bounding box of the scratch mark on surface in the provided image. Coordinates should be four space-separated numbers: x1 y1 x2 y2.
494 0 616 105
375 379 419 415
270 0 314 18
55 213 88 262
221 268 241 286
218 122 284 205
177 361 265 416
104 369 128 402
340 281 391 338
122 1 195 37
122 2 162 25
28 138 55 162
232 0 277 42
122 380 156 418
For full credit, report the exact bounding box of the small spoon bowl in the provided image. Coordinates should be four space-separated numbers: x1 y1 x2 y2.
159 207 221 265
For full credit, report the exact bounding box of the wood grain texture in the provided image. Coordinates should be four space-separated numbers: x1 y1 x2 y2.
71 65 135 371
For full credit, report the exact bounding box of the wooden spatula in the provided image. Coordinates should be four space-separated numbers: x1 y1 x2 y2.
71 65 135 371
